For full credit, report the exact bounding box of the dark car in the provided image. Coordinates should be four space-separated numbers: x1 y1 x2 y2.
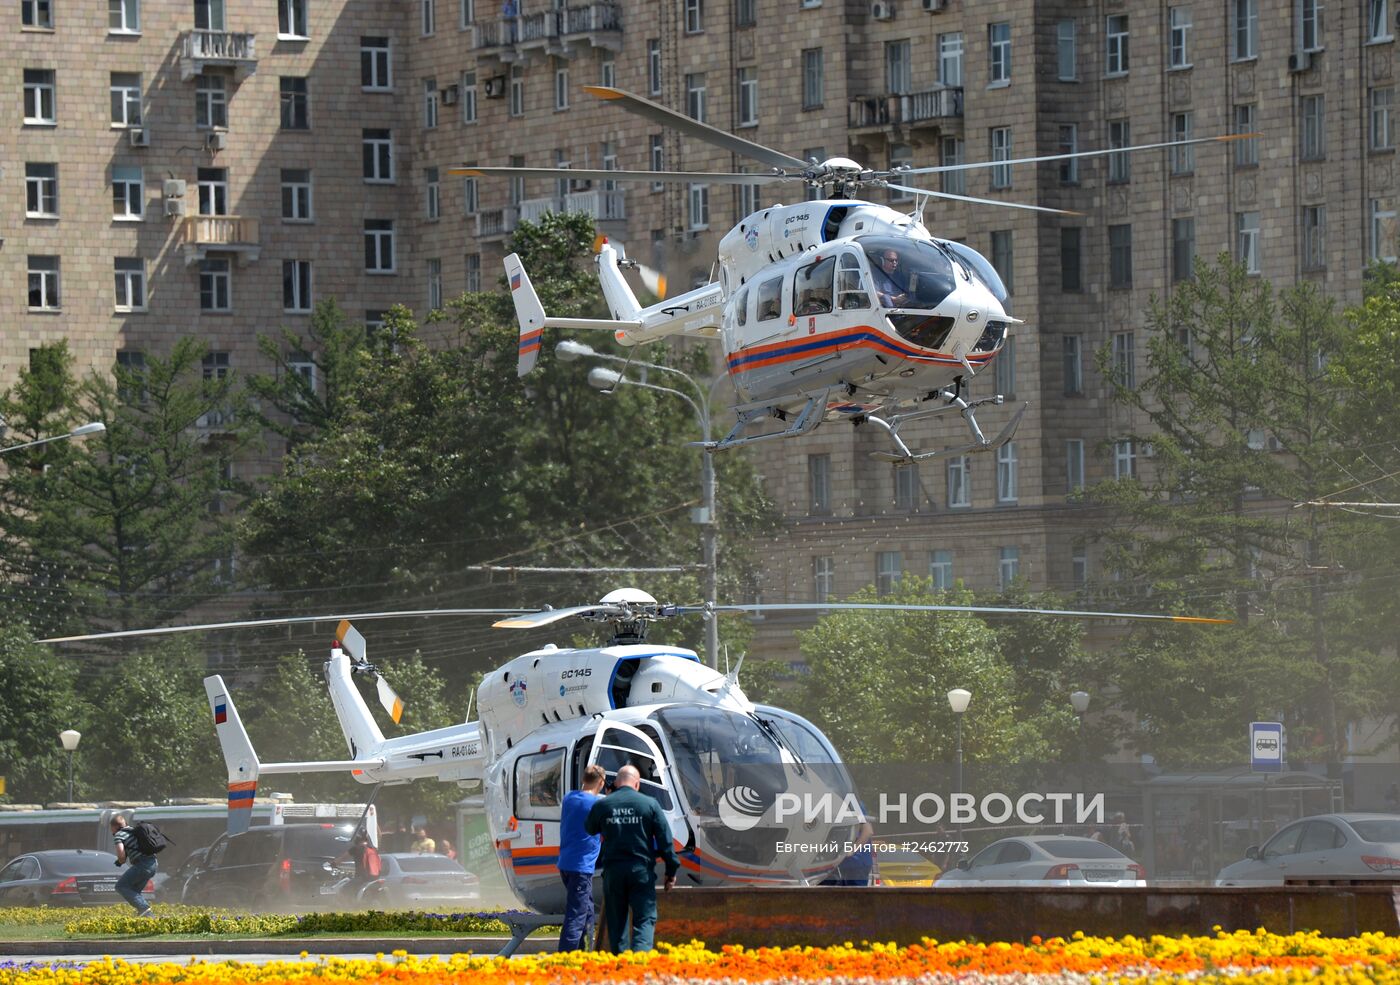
357 853 480 909
0 850 154 907
181 823 355 910
152 846 208 904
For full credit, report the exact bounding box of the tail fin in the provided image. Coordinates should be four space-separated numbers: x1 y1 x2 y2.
326 636 387 759
504 253 546 377
204 676 260 834
596 240 644 325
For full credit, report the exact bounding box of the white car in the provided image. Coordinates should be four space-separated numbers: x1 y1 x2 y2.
937 836 1146 888
1214 813 1400 886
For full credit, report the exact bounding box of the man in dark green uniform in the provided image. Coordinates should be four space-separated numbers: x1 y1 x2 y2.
584 763 679 952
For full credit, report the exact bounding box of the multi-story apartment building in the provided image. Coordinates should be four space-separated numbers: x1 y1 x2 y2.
3 0 1391 663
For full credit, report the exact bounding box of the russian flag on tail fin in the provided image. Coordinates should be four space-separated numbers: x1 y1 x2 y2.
205 675 260 834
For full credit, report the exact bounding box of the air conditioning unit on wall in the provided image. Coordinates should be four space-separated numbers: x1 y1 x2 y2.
871 0 894 20
1288 50 1312 72
922 0 945 12
442 85 459 105
484 75 506 98
128 127 150 147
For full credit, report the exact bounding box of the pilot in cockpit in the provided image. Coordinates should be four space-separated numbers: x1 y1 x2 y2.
871 249 909 308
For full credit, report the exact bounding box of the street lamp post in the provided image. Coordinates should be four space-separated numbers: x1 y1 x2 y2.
59 729 81 803
572 344 720 669
0 421 106 456
1070 690 1091 794
947 688 971 824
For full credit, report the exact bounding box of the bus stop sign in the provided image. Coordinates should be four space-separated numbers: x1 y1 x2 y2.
1250 722 1284 773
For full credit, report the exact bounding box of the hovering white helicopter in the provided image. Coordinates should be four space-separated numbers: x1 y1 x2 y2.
44 589 1226 912
456 87 1248 462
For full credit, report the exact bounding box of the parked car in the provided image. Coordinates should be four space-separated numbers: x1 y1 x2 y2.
181 823 355 910
936 836 1146 888
355 853 481 909
871 843 943 886
0 850 155 907
1214 813 1400 886
152 846 208 904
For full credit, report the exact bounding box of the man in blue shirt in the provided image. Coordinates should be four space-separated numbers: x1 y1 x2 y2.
557 764 606 950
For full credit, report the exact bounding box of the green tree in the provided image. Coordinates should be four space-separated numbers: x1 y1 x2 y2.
0 624 85 804
244 299 369 442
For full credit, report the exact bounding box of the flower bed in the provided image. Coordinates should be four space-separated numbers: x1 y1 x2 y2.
0 930 1397 984
59 907 539 937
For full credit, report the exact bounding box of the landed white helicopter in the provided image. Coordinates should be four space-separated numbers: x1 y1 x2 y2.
45 589 1226 912
456 87 1248 462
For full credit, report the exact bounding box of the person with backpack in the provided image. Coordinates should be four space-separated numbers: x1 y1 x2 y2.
110 814 163 917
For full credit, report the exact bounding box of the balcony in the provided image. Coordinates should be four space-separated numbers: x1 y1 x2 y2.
179 30 258 82
848 86 963 131
517 196 558 224
560 2 622 50
472 2 621 57
564 189 626 222
179 215 261 265
475 206 518 240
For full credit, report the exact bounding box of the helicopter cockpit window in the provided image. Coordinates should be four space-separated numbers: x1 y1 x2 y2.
653 706 789 818
941 239 1010 305
756 276 784 322
860 237 955 311
793 255 836 316
836 252 871 310
513 747 565 820
591 727 673 810
734 287 748 327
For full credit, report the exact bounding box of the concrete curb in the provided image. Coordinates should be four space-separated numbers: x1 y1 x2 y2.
0 937 556 956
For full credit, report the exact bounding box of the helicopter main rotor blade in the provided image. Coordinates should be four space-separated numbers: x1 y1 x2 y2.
680 602 1231 625
37 608 531 644
882 183 1082 216
492 604 627 629
583 85 807 170
449 166 788 186
901 133 1258 176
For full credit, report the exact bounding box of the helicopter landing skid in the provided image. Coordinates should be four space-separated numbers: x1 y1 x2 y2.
866 394 1028 464
695 388 832 451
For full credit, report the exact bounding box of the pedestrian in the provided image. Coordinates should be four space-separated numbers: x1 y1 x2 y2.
822 802 874 886
109 815 156 918
584 764 679 953
557 764 606 950
411 825 436 854
440 838 457 862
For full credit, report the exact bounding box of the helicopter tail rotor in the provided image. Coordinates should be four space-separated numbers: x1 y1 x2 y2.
336 620 405 725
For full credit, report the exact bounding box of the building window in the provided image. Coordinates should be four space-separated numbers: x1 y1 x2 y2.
990 127 1012 190
196 167 228 215
109 0 139 32
419 77 438 127
281 168 312 221
459 175 479 215
739 170 761 215
1302 205 1326 270
649 134 664 190
110 72 141 127
27 255 60 310
1060 228 1082 292
1058 124 1078 184
465 252 481 291
685 73 706 121
1300 94 1326 160
1066 439 1085 493
195 73 227 129
1370 0 1391 41
813 556 834 602
425 166 440 219
947 455 970 507
282 259 312 312
737 67 757 126
998 546 1020 591
688 183 710 230
198 258 230 311
1172 217 1196 282
990 230 1013 295
1072 547 1088 588
427 258 442 310
1114 439 1137 479
1112 331 1136 388
647 38 661 95
1170 112 1194 173
112 165 143 219
1236 211 1261 273
1056 19 1076 80
280 77 309 129
1234 0 1258 57
939 32 963 86
461 70 477 122
23 69 56 124
278 0 307 37
988 22 1010 84
876 551 902 596
25 163 58 217
1168 6 1191 67
684 0 702 33
1234 104 1259 165
885 39 912 94
736 0 755 27
361 36 391 90
1299 0 1322 51
808 454 831 514
929 550 953 590
363 129 393 181
1105 15 1129 75
194 0 223 29
421 0 435 34
1108 119 1130 182
508 64 524 118
1109 224 1133 288
993 339 1016 402
364 219 395 273
941 138 965 195
1370 200 1398 262
116 349 147 404
893 463 918 511
888 143 912 203
1062 334 1083 395
22 0 52 27
802 48 823 109
996 442 1018 504
1372 87 1394 151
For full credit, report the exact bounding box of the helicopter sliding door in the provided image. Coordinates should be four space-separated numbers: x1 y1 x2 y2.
586 722 690 848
